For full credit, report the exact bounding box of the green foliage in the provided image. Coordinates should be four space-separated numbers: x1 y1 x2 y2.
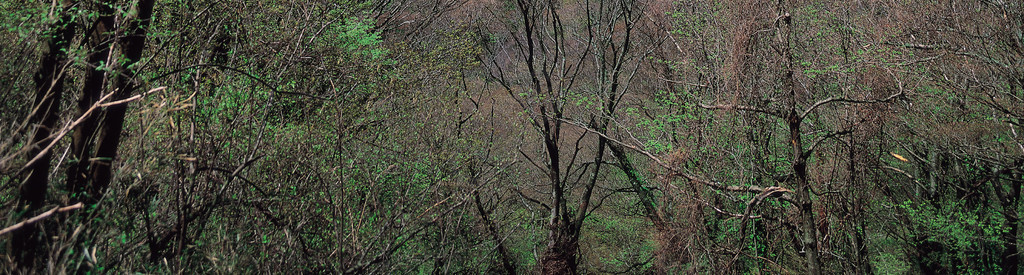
871 236 912 274
900 199 1007 250
329 17 388 61
583 211 656 272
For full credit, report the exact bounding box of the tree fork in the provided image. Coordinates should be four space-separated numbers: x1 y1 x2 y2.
68 0 117 200
86 0 156 202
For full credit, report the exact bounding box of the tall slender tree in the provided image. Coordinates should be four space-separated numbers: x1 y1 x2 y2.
12 1 76 270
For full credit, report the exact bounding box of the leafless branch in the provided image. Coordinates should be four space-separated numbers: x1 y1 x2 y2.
881 165 916 181
705 201 762 219
559 118 797 204
884 42 947 50
6 86 165 173
700 103 781 117
804 130 854 158
13 87 166 173
800 91 902 120
0 203 84 236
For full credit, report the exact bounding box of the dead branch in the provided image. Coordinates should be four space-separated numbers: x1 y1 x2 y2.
801 91 903 120
0 203 84 236
13 87 165 173
559 118 797 204
883 42 946 50
699 103 781 117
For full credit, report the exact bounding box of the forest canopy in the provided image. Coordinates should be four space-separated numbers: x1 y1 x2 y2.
1 0 1022 274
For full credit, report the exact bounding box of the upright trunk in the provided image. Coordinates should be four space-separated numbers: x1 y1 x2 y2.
541 122 579 274
87 0 155 200
779 3 821 272
789 112 821 275
608 142 664 229
996 170 1020 275
542 229 579 274
847 139 872 274
68 0 116 201
1000 211 1019 275
13 2 76 269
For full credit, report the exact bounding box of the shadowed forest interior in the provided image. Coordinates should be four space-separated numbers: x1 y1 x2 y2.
1 0 1023 273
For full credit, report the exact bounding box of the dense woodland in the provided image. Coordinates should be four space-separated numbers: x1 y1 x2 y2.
1 0 1022 273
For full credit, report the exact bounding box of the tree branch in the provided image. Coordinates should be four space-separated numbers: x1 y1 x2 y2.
559 118 797 204
883 42 947 50
0 203 84 236
700 103 781 117
800 91 902 120
12 87 165 173
803 130 853 159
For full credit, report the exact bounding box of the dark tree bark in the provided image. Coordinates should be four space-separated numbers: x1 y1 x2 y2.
13 1 77 269
68 0 117 201
472 169 517 275
503 1 583 273
788 110 821 275
994 169 1021 275
608 143 664 229
779 6 820 273
86 0 156 201
846 137 873 274
493 1 648 272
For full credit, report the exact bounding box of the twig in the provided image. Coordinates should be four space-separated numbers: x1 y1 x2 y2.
559 118 797 204
804 130 854 158
146 64 327 100
0 203 84 236
16 87 166 173
700 103 780 117
883 42 946 50
800 91 902 120
881 166 916 180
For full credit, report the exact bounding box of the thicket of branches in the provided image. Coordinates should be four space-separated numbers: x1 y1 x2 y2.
1 0 1021 273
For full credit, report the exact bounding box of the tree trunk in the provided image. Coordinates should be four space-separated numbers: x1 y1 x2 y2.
541 126 580 274
86 0 155 200
68 0 117 201
542 229 579 274
473 190 516 274
995 170 1020 275
845 137 873 273
780 3 821 272
1000 212 1019 275
791 111 821 275
608 143 664 229
13 2 76 269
